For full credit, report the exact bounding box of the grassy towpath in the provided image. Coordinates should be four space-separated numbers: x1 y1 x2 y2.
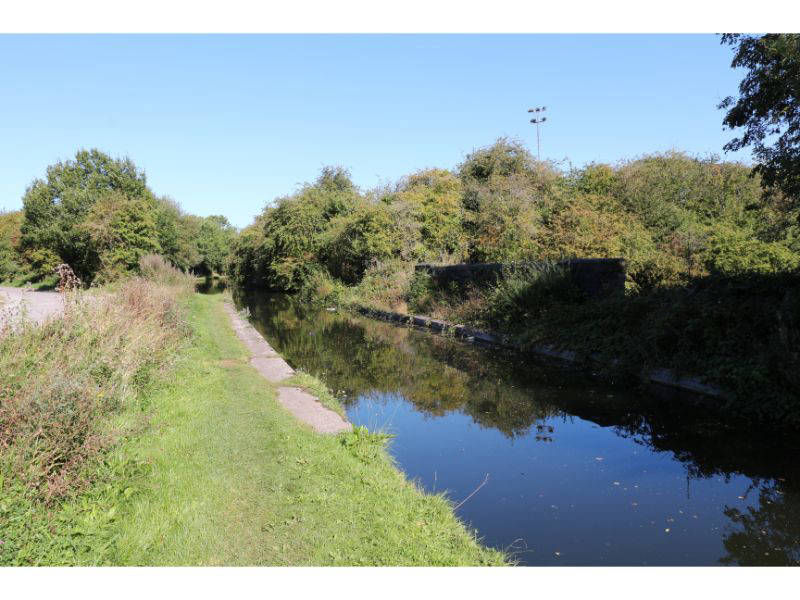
111 293 505 566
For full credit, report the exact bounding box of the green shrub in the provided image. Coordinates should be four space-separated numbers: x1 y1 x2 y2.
387 169 467 262
254 167 360 291
296 267 346 306
703 225 800 275
483 262 584 331
0 210 22 270
351 260 414 311
320 204 403 285
229 141 800 300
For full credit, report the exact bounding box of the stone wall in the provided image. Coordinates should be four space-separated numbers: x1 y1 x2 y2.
415 258 626 299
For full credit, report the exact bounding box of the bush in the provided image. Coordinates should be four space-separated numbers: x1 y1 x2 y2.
387 169 467 262
320 204 403 285
483 262 584 331
296 267 347 306
703 225 800 275
352 260 414 311
0 210 23 281
255 167 360 291
229 142 800 298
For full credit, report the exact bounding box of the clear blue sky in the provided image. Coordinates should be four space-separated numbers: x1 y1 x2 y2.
1 34 748 228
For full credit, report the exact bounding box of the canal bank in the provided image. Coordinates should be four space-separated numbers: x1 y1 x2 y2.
348 303 726 400
1 287 505 565
111 293 506 566
237 291 800 566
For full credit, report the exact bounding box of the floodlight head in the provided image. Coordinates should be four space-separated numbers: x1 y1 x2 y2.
542 117 547 122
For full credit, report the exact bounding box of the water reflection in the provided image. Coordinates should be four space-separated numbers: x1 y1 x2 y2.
721 480 800 566
238 291 800 566
195 276 227 294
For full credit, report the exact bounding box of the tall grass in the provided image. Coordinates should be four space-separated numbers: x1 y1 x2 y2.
138 253 194 288
0 256 192 504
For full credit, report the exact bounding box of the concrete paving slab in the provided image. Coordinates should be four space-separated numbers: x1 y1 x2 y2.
250 356 295 382
276 387 352 434
223 300 351 434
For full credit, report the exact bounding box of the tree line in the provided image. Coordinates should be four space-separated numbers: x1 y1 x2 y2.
1 149 235 285
228 140 800 299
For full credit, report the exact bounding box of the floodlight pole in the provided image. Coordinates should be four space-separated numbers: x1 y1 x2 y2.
527 106 547 161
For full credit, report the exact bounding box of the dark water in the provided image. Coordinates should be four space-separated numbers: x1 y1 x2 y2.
195 277 227 294
237 292 800 566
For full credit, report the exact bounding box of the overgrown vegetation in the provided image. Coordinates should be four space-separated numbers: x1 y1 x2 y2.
1 149 236 286
469 269 799 424
231 141 799 299
228 139 800 423
0 256 194 563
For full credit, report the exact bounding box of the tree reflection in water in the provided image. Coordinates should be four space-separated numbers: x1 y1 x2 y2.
238 291 800 566
720 480 800 566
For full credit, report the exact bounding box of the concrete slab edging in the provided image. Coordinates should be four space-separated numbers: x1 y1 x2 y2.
223 302 352 435
349 304 728 401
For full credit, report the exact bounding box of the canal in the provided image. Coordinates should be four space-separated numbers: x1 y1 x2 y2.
236 291 800 566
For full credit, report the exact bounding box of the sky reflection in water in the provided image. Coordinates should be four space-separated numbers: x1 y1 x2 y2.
239 292 800 566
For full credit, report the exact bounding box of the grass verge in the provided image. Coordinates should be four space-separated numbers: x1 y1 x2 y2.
111 293 505 565
0 274 59 290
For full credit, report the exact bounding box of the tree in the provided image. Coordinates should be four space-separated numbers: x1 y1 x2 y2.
80 191 162 282
0 210 23 281
256 167 360 290
20 149 153 281
196 215 236 276
720 34 800 205
389 169 467 262
319 203 402 285
458 139 561 262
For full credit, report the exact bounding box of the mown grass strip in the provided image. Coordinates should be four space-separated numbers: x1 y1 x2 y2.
111 293 506 565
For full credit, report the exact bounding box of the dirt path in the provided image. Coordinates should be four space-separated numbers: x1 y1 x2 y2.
0 286 64 327
223 301 352 434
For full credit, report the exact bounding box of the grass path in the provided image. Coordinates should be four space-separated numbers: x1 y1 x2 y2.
111 293 505 565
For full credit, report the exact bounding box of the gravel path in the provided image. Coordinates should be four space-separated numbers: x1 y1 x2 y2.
223 301 352 434
0 286 64 327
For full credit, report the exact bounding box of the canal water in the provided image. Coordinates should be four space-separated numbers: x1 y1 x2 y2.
237 292 800 566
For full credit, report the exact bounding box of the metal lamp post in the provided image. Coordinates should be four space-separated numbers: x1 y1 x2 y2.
528 106 547 160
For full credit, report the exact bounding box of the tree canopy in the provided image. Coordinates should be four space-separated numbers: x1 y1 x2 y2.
9 149 235 285
720 34 800 206
229 140 800 301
